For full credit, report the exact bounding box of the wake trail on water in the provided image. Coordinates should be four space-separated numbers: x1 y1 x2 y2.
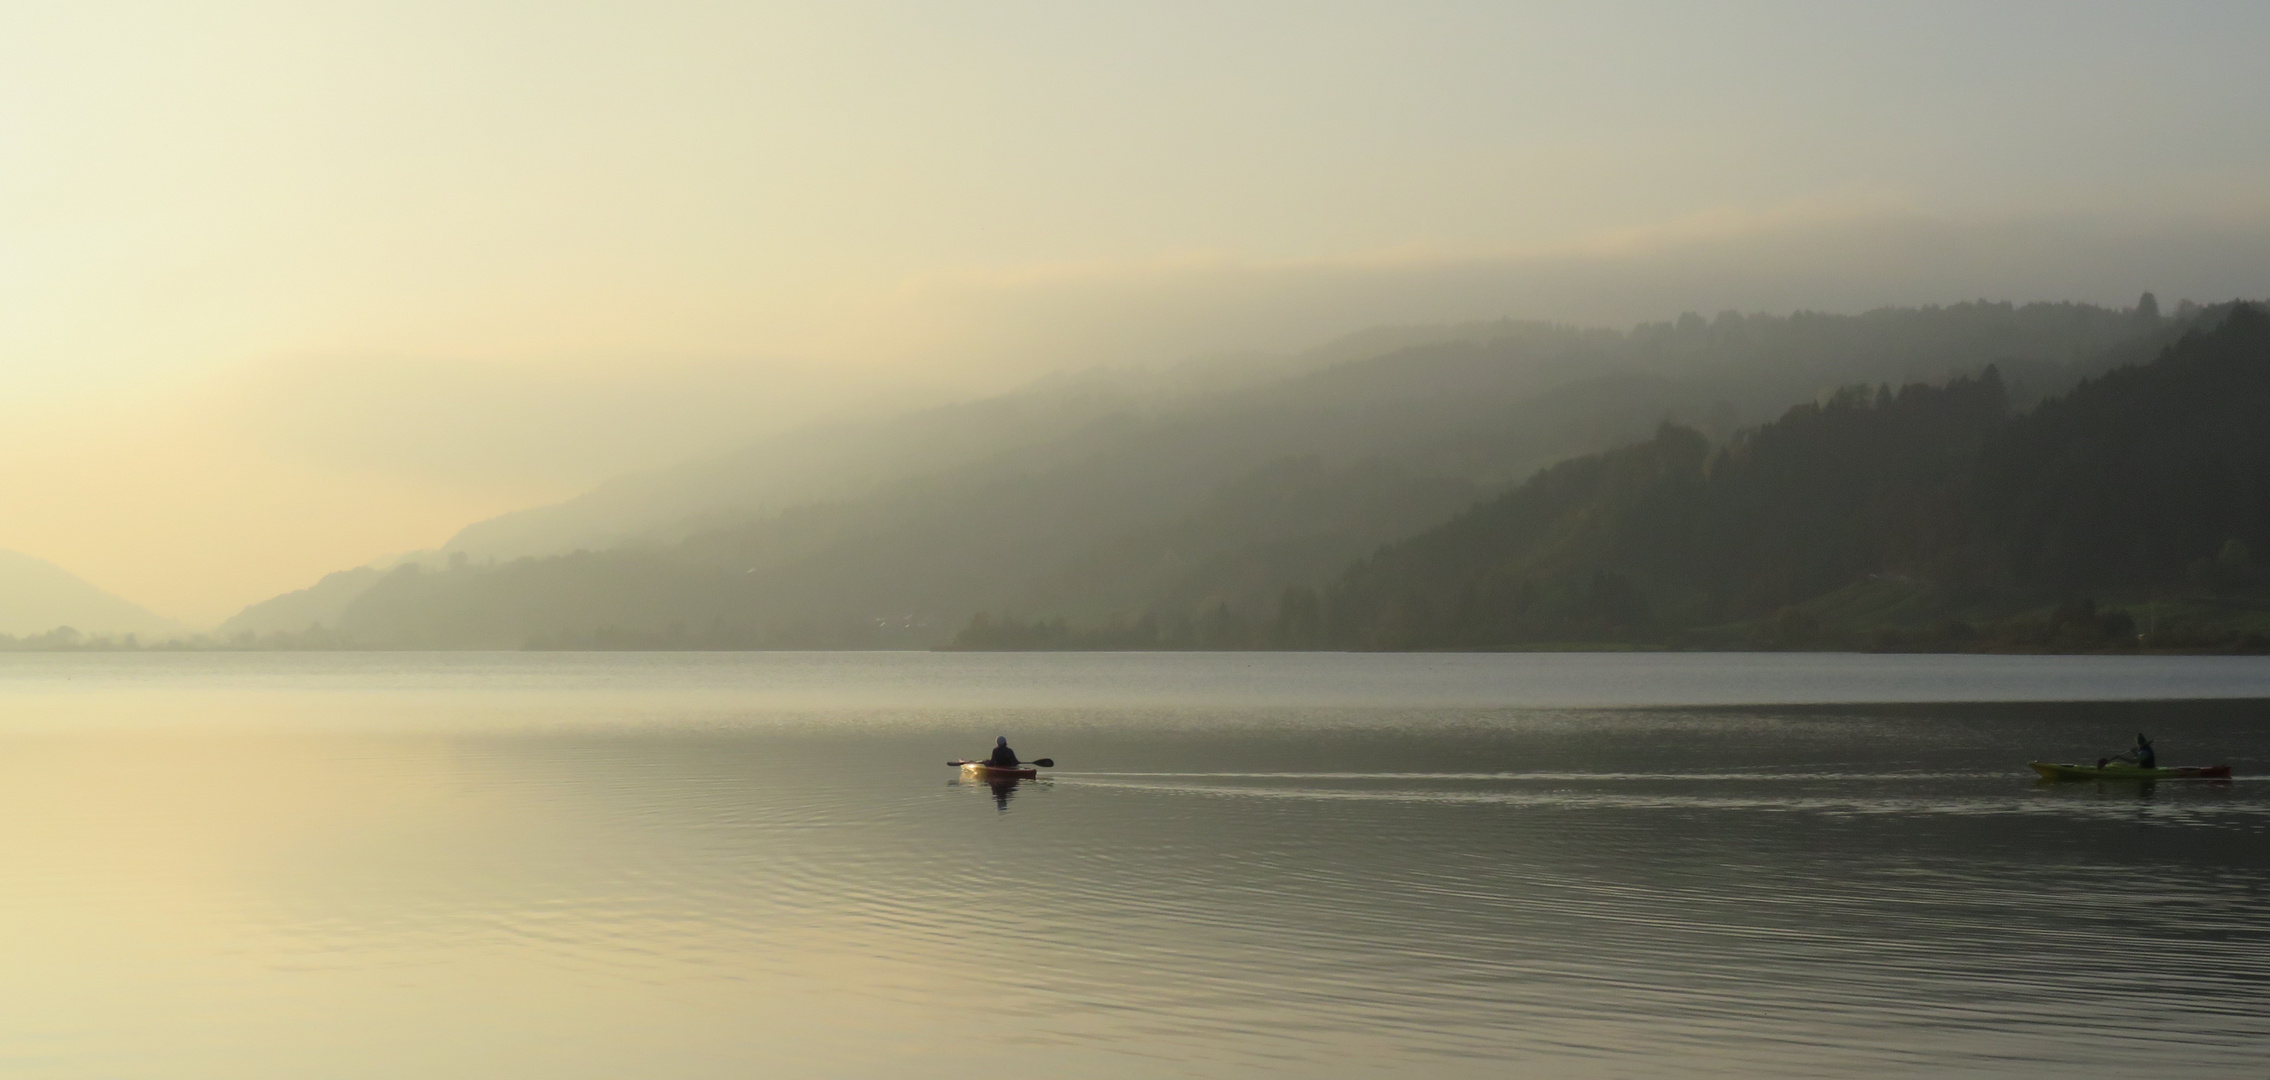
1051 775 2270 824
1069 770 2021 782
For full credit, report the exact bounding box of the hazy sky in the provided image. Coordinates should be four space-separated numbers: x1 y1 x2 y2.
5 0 2269 623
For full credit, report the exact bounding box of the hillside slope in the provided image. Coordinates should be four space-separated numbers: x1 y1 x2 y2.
440 321 1555 560
0 550 186 640
442 301 2171 563
1303 303 2270 650
233 300 2188 648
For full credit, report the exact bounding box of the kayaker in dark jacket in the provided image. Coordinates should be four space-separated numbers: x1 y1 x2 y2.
988 736 1020 767
2110 733 2156 769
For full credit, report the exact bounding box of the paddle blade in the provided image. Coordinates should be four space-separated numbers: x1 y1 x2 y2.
1031 758 1054 768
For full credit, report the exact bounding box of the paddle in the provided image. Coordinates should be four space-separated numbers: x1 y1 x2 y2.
2091 750 2162 770
948 758 1055 768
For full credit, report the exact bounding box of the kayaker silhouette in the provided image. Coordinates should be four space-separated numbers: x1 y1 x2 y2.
982 739 1021 812
2101 734 2156 769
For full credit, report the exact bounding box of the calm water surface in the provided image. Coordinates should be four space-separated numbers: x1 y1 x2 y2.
0 652 2265 1078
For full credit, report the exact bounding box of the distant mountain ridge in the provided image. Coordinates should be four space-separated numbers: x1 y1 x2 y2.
0 549 185 640
224 298 2196 648
442 302 2172 567
1306 302 2270 650
441 321 1542 561
960 301 2270 652
216 566 386 640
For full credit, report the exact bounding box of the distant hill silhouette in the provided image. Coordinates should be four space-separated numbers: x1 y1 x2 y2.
224 299 2202 650
216 566 386 640
439 322 1540 561
0 550 185 641
961 302 2270 652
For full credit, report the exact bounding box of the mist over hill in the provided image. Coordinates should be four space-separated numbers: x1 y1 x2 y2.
218 297 2196 650
437 321 1575 561
215 567 388 640
966 302 2270 652
0 550 185 641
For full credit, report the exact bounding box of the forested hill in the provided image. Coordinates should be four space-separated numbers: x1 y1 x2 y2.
1249 302 2270 652
224 298 2193 649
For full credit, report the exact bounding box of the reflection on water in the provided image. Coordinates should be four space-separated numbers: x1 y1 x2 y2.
0 654 2266 1078
951 772 1042 812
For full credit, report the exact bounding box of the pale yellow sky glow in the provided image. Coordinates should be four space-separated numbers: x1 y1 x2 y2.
4 1 2269 623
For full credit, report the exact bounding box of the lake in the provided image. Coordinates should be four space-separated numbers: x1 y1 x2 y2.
1 651 2265 1078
